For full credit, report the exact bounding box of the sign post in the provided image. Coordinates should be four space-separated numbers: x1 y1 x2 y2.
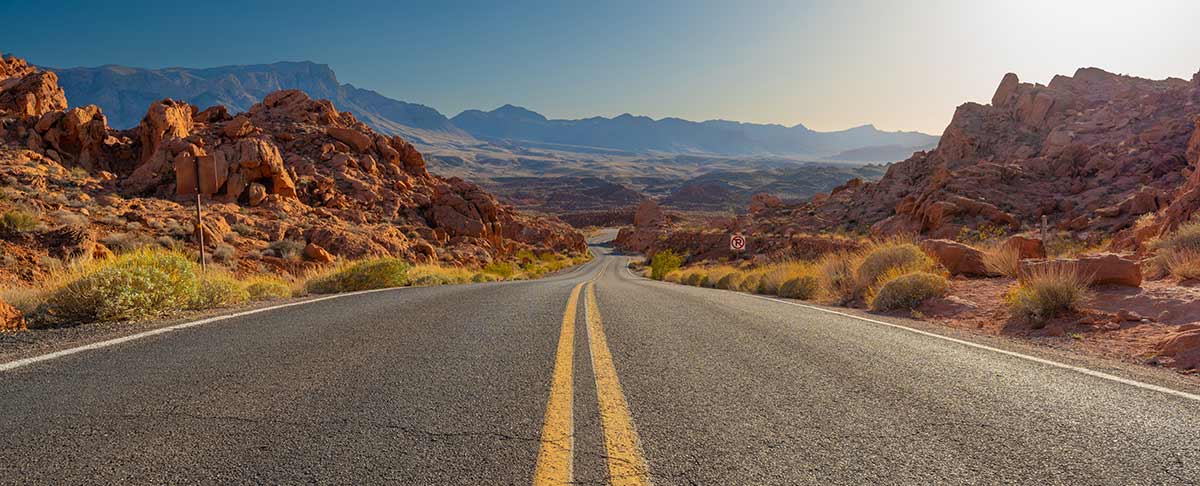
730 233 746 252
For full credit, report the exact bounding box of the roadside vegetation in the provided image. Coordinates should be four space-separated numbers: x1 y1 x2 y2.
1005 264 1090 326
1150 222 1200 280
1 246 591 330
652 238 949 313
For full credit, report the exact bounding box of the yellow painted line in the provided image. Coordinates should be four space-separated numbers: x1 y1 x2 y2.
585 282 652 486
533 282 585 486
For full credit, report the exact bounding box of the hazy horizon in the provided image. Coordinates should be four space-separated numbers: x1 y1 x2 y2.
3 0 1198 134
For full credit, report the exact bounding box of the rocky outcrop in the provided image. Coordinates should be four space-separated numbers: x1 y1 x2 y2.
0 52 585 278
1156 326 1200 370
741 67 1200 247
1021 253 1143 287
0 53 66 118
920 239 989 276
633 199 666 227
0 298 24 332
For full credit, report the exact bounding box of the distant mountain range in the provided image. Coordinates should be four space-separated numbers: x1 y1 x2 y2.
47 61 937 159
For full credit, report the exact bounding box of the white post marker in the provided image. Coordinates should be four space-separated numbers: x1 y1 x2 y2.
730 233 746 251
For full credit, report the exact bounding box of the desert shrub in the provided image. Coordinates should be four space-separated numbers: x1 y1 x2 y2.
982 244 1021 277
231 223 255 237
482 261 517 279
856 243 934 292
0 285 45 316
739 272 763 293
244 275 293 300
778 275 820 300
1006 264 1090 325
664 270 683 283
212 244 237 263
650 249 683 280
753 261 808 295
0 209 40 233
409 264 473 286
471 272 498 283
1155 222 1200 252
190 272 249 310
102 231 157 253
305 258 410 294
716 271 745 290
816 251 861 304
703 266 736 288
869 270 948 311
51 210 88 228
956 223 1010 245
43 249 199 324
683 270 705 286
1161 250 1200 280
267 240 306 261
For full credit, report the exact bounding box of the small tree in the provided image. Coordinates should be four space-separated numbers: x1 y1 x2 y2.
650 249 683 280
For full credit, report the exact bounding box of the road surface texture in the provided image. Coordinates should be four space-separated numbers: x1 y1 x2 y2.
2 232 1199 484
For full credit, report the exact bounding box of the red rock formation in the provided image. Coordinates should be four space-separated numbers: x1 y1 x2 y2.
920 239 990 277
0 52 585 277
745 68 1200 246
0 52 66 117
0 298 24 332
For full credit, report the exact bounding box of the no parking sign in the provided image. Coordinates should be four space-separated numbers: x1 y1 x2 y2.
730 233 746 251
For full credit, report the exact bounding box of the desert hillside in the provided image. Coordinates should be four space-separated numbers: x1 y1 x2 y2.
0 51 586 290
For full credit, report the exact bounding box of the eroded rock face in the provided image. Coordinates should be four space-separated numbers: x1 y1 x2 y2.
633 199 666 227
0 53 66 117
920 239 990 277
1157 326 1200 370
740 67 1200 247
0 52 585 275
1021 253 1143 288
0 298 25 332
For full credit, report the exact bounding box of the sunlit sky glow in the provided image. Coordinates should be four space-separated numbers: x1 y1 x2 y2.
2 0 1197 134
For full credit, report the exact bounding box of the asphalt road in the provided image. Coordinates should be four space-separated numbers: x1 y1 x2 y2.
2 232 1199 484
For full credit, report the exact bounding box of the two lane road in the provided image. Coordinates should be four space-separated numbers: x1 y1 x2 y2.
2 235 1199 484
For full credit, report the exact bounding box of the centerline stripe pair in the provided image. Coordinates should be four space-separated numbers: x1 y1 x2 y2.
534 264 651 485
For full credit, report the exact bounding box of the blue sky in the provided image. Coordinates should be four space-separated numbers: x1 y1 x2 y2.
3 0 1198 134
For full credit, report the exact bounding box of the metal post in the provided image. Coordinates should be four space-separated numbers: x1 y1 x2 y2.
194 158 206 274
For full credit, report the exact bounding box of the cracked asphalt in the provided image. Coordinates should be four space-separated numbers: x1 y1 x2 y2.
2 232 1199 484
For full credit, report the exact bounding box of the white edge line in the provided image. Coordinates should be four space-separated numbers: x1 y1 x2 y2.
0 286 403 373
621 259 1200 403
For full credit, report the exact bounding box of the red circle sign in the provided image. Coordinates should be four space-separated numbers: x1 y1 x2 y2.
730 234 746 251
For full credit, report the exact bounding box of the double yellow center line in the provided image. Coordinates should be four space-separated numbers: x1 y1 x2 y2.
534 264 651 486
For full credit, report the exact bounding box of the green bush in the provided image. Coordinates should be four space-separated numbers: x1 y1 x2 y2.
305 258 410 294
0 209 39 232
244 276 293 300
190 272 250 310
650 250 683 280
44 249 199 324
869 271 948 311
778 275 820 300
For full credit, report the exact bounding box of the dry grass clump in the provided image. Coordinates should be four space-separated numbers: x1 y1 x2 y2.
409 264 474 286
702 266 737 288
0 285 45 316
42 248 200 324
716 270 745 290
777 275 819 300
982 244 1021 278
0 209 40 233
243 275 294 300
815 251 862 305
869 270 948 311
738 272 764 293
664 269 684 283
190 271 250 310
756 261 812 295
681 268 706 286
1161 250 1200 280
305 257 410 294
856 242 933 290
1006 264 1090 325
1152 222 1200 280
